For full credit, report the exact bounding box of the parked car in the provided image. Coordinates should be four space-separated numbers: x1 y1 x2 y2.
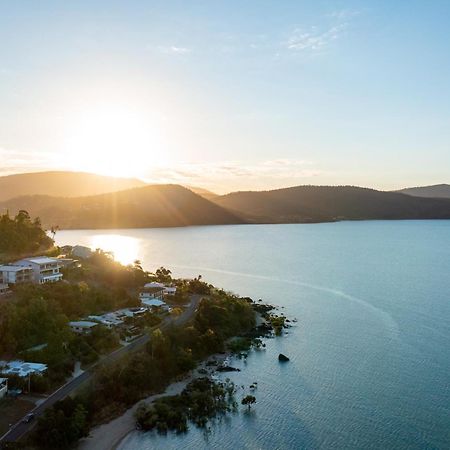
22 413 35 423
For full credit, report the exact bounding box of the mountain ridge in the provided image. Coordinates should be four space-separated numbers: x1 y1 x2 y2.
0 171 146 201
0 184 244 229
395 184 450 199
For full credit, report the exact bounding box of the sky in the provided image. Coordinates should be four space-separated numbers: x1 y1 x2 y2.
1 0 450 193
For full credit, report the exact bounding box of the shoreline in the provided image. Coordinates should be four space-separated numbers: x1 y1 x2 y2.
78 353 230 450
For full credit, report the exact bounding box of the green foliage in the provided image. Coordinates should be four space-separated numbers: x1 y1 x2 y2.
29 291 257 447
153 267 172 283
63 249 151 291
32 398 89 449
268 315 286 336
135 377 237 433
0 211 53 260
187 276 211 295
241 395 256 409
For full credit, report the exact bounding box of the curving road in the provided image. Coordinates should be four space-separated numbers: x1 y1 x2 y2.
0 295 202 444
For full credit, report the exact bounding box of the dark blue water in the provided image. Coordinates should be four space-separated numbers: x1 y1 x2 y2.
56 221 450 449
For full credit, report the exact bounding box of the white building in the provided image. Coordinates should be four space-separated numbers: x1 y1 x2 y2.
15 257 63 284
141 298 170 311
0 265 34 284
141 282 176 298
0 360 47 378
87 314 124 329
115 307 147 318
69 321 98 334
164 286 177 296
0 377 8 399
0 282 10 295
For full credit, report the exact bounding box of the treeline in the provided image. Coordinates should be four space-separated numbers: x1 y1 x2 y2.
63 250 151 289
135 377 238 433
30 293 256 449
0 210 53 260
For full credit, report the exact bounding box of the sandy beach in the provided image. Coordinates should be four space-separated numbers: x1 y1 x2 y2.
78 354 229 450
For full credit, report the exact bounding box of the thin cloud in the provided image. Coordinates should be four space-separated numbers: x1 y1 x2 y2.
0 148 60 175
285 23 346 52
142 159 324 189
156 45 192 55
284 9 358 53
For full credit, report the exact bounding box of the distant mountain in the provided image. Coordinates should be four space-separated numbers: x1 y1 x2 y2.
212 185 450 223
395 184 450 199
185 186 219 200
0 184 244 229
0 171 145 201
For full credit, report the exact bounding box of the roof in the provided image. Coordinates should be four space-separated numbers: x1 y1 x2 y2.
144 282 165 289
0 360 47 377
142 298 166 307
88 315 123 326
0 265 32 272
164 287 177 293
69 321 98 328
19 257 59 265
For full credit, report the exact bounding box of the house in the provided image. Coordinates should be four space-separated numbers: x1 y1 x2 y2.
56 257 77 268
68 321 99 334
139 286 165 302
164 286 177 296
141 282 177 298
115 307 147 318
0 265 34 284
141 298 170 311
87 314 124 329
0 283 10 295
15 257 63 284
0 360 47 378
0 377 8 399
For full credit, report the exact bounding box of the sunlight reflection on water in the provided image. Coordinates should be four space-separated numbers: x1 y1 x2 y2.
89 234 140 265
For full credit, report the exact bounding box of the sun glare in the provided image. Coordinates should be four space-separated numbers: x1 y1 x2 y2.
63 105 163 177
90 234 140 266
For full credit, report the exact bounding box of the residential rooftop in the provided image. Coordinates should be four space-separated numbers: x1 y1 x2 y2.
0 360 48 377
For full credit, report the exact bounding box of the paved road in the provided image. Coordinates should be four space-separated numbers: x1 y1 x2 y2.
0 295 202 444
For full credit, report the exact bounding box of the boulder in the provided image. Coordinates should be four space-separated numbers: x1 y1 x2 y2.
278 353 290 362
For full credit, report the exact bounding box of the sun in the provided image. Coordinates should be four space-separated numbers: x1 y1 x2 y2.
63 104 162 178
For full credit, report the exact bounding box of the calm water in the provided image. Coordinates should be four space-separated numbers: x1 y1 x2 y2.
56 221 450 450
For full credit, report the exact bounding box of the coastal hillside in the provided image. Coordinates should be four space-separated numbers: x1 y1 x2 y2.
395 184 450 199
212 185 450 223
0 185 244 229
0 171 145 201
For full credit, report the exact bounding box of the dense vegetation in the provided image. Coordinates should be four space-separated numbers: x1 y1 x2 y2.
213 185 450 222
0 185 244 229
135 377 238 433
30 293 257 448
0 251 157 389
0 211 53 260
396 183 450 198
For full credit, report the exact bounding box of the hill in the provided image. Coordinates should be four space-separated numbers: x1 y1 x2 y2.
0 171 145 201
212 185 450 223
0 185 244 229
0 211 53 261
185 186 219 200
395 184 450 199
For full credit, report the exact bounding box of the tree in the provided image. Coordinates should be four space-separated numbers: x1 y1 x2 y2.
241 395 256 410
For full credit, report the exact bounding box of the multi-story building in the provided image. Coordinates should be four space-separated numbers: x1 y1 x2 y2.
15 257 63 284
0 265 34 284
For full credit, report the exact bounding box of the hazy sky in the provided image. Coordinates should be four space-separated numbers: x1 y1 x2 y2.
1 1 449 193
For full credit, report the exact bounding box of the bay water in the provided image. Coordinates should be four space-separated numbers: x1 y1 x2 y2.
56 221 450 449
